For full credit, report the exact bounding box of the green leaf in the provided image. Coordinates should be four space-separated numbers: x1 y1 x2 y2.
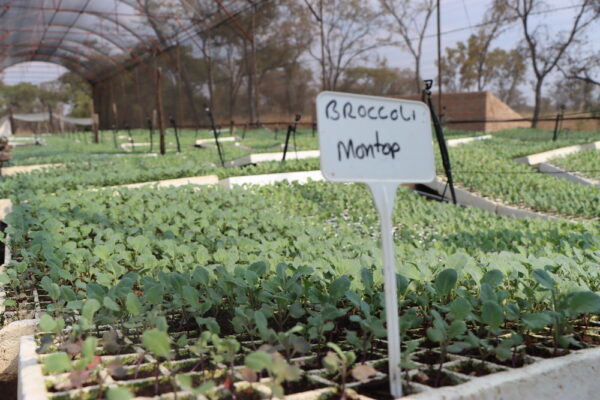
449 297 472 320
39 314 57 332
329 276 351 300
522 312 552 331
103 296 120 312
567 291 600 315
481 269 504 287
0 273 10 285
533 269 555 290
43 352 71 374
142 328 171 359
82 336 98 359
245 351 272 371
81 299 101 322
482 301 504 330
106 387 133 400
426 327 444 343
434 269 457 296
125 293 142 316
447 320 466 338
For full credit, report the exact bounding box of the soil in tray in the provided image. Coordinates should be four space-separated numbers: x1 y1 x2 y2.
447 360 494 377
111 367 156 381
412 369 458 388
580 334 600 346
526 346 569 359
457 349 527 368
357 378 416 400
413 350 444 365
131 381 176 397
216 386 263 400
283 375 327 395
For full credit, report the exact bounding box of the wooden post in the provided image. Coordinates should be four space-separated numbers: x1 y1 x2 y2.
89 101 99 144
47 105 55 134
229 120 236 136
156 67 166 155
8 107 15 135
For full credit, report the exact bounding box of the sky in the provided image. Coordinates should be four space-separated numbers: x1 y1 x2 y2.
1 0 598 103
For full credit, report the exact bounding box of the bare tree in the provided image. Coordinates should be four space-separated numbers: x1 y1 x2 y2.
558 52 600 86
503 0 599 127
471 0 514 91
379 0 436 94
304 0 383 91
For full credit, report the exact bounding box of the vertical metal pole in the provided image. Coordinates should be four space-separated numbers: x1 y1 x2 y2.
205 105 225 166
552 112 560 142
425 80 456 205
89 92 99 144
8 107 15 136
47 105 55 135
282 125 293 162
156 67 167 155
437 0 442 116
147 117 154 153
112 125 118 149
170 116 181 153
126 124 135 152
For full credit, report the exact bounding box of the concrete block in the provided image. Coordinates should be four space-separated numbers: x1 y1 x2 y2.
402 347 600 400
516 141 600 165
194 136 237 148
220 171 324 189
1 321 38 383
119 142 151 152
2 164 63 176
0 199 12 221
225 150 320 167
18 335 46 400
538 162 598 186
495 204 556 220
446 135 492 147
114 175 219 189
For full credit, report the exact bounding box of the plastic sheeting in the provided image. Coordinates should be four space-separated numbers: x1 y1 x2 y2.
60 116 93 126
12 113 51 122
10 113 92 126
0 117 12 137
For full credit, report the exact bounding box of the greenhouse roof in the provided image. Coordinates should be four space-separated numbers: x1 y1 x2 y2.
0 0 251 83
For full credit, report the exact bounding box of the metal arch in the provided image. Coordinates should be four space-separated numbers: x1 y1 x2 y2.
1 41 123 68
0 2 154 51
1 25 132 55
0 54 100 82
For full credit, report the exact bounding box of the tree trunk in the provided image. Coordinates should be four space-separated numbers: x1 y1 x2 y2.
414 55 421 94
89 87 99 144
251 4 260 124
531 79 543 128
319 0 327 91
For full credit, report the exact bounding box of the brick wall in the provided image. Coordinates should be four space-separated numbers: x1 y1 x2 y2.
390 91 529 132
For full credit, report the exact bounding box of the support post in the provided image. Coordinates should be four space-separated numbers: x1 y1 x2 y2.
205 105 224 166
169 116 181 153
8 107 15 135
126 124 135 152
437 0 442 115
424 79 456 204
282 114 301 162
156 67 166 155
89 101 99 144
147 117 154 153
47 105 54 134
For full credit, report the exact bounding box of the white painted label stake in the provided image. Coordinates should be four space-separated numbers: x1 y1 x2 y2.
316 91 435 398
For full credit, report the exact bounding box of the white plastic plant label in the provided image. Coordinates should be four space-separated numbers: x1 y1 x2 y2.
317 91 436 398
316 91 435 183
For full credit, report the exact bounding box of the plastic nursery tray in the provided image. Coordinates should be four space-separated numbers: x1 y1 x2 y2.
20 330 600 400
